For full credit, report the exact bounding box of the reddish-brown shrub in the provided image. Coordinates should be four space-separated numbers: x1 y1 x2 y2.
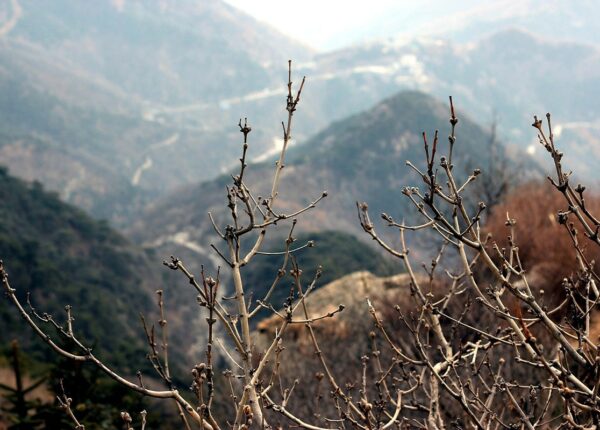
484 181 600 304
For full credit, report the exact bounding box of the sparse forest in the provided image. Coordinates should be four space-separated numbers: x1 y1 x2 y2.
3 60 600 430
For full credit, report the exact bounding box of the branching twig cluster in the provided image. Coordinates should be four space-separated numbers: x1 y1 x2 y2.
3 61 600 429
352 101 600 428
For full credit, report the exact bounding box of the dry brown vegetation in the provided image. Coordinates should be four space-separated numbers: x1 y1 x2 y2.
485 182 600 298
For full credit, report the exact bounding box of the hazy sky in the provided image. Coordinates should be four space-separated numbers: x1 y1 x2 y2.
223 0 410 50
223 0 495 51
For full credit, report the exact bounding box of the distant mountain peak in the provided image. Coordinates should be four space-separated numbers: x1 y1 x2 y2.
130 89 495 277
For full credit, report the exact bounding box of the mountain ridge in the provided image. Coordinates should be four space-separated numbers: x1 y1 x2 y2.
1 3 598 229
0 0 313 224
128 90 497 277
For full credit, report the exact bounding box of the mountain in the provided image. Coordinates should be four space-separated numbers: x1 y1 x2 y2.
299 29 599 178
128 91 496 278
321 0 600 50
2 0 598 228
149 27 600 182
0 167 165 369
4 0 308 105
0 0 311 224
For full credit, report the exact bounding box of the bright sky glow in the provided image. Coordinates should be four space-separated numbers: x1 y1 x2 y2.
224 0 409 50
223 0 496 51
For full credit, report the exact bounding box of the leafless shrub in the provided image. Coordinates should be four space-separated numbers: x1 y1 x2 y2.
484 182 600 308
355 103 600 428
2 62 600 429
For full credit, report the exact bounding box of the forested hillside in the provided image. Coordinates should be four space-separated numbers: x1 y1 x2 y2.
0 167 159 368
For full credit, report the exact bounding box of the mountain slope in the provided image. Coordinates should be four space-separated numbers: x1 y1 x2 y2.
6 0 309 105
129 91 495 276
0 168 162 368
0 0 312 223
3 0 598 227
301 29 600 172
